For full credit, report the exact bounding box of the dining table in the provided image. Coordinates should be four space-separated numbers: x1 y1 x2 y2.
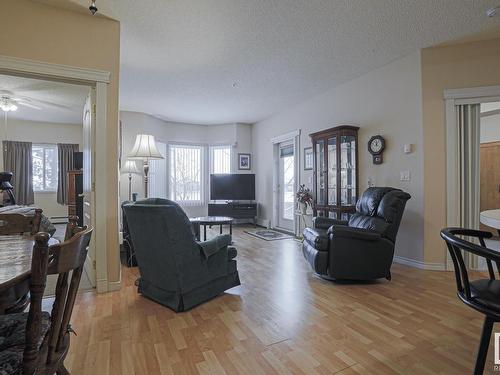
0 234 58 314
480 209 500 236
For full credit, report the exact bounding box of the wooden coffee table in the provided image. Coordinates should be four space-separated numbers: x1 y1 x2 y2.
190 216 234 241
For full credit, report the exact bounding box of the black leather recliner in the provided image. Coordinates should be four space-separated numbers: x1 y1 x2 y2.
303 187 411 281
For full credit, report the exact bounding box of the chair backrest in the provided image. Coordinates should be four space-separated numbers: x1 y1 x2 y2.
123 198 200 290
348 187 411 242
23 224 93 374
440 228 500 303
0 208 42 235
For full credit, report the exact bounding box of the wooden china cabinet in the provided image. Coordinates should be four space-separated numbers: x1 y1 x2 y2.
310 125 359 220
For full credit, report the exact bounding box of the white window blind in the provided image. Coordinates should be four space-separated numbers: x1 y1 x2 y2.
169 144 204 206
148 141 167 199
32 144 58 192
210 145 232 174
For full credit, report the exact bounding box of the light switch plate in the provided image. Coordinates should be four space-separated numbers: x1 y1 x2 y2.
400 170 410 181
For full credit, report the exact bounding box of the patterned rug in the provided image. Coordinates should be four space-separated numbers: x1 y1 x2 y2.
244 229 294 241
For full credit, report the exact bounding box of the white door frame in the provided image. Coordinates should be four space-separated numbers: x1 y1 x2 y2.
444 85 500 270
271 129 300 235
0 55 113 293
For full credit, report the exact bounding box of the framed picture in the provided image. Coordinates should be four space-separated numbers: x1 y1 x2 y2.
238 153 251 170
304 147 313 170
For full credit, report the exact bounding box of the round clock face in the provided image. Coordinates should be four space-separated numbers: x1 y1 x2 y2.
369 137 384 154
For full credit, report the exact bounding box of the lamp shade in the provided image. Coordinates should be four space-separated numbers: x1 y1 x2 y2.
121 160 141 174
128 134 164 160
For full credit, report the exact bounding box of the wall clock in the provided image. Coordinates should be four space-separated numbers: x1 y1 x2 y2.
368 135 385 165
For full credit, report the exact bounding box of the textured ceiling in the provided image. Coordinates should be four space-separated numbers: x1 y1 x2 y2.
37 0 500 125
0 74 89 124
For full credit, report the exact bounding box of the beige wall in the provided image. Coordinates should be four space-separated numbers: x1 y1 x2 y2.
422 38 500 264
252 52 425 262
0 0 121 283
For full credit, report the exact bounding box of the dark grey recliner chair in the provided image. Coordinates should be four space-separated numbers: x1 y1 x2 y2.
303 187 411 281
123 198 240 312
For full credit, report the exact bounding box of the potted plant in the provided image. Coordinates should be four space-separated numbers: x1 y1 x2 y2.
296 184 313 214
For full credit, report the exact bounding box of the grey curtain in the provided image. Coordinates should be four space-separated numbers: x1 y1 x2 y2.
3 141 34 205
57 143 79 205
456 104 481 268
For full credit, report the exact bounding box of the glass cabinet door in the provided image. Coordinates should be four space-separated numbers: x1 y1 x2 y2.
315 140 325 205
327 137 337 205
340 135 356 206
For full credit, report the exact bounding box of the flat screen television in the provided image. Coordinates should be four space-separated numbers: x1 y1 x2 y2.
210 174 255 201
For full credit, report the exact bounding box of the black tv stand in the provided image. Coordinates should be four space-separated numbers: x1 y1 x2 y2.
208 202 257 224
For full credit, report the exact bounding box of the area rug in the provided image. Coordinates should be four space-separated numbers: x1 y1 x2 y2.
244 229 294 241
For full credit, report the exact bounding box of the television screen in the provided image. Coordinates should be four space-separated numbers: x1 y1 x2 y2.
210 174 255 200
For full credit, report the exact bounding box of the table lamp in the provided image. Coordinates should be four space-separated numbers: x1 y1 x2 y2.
127 134 164 198
121 160 141 201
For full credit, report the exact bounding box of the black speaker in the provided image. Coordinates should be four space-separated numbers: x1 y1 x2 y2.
74 152 83 170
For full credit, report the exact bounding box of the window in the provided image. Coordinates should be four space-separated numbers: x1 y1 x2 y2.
210 145 232 174
32 144 58 192
148 142 167 198
169 144 204 205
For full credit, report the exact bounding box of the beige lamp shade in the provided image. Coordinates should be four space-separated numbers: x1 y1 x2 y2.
121 160 141 174
128 134 164 160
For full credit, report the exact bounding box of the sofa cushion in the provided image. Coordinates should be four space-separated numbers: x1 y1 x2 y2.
348 213 391 238
0 311 50 351
303 227 329 251
0 348 22 375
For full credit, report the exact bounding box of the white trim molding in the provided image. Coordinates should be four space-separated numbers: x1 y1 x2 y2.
0 55 110 83
394 256 446 271
270 129 301 144
0 54 113 293
444 85 500 100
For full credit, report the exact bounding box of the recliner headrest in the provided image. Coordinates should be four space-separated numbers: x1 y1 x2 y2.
355 187 396 216
377 190 411 222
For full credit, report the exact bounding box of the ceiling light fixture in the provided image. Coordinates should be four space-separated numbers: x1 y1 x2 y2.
0 97 17 112
89 1 98 15
486 5 500 17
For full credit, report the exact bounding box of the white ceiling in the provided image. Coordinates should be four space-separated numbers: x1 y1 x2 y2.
39 0 500 125
0 74 89 124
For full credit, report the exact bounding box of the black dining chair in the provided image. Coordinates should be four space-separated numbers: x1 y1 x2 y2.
440 227 500 375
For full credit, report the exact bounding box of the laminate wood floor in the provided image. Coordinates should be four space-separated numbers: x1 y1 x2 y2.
65 226 498 374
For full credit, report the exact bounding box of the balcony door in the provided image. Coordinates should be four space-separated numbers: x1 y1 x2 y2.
277 142 295 232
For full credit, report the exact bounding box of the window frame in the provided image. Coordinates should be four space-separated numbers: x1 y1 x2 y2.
32 143 58 193
209 144 233 174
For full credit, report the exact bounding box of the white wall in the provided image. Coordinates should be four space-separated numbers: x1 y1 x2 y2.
481 112 500 143
120 111 253 217
0 118 83 218
252 51 424 262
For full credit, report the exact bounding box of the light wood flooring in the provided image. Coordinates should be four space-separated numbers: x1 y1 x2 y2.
64 226 498 374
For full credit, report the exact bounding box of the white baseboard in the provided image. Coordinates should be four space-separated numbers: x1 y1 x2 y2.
96 278 108 293
108 279 122 292
393 255 446 271
255 217 271 228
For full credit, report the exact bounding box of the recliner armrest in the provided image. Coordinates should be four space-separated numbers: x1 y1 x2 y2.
328 226 381 241
313 217 348 229
198 234 232 258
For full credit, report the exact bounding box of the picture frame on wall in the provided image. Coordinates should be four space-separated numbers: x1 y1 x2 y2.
238 153 251 170
304 147 313 170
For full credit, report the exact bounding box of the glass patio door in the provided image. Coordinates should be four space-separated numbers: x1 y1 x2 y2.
278 142 295 231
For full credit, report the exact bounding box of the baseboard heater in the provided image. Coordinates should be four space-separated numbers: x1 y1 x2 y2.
50 215 69 225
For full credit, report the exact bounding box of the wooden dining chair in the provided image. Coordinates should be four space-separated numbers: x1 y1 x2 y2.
0 208 42 235
440 227 500 375
0 224 93 375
